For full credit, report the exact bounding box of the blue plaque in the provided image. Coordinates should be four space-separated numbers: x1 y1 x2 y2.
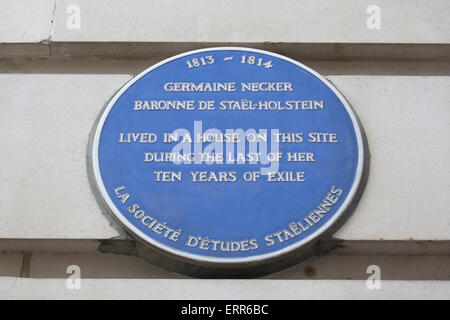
91 48 368 276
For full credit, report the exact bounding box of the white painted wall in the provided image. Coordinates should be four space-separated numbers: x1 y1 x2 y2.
0 0 448 299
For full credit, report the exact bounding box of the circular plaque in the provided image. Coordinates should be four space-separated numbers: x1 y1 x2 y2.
91 48 368 276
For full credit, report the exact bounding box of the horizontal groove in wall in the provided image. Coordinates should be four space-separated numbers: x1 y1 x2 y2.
0 239 448 256
1 57 450 76
0 42 449 61
0 250 448 280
